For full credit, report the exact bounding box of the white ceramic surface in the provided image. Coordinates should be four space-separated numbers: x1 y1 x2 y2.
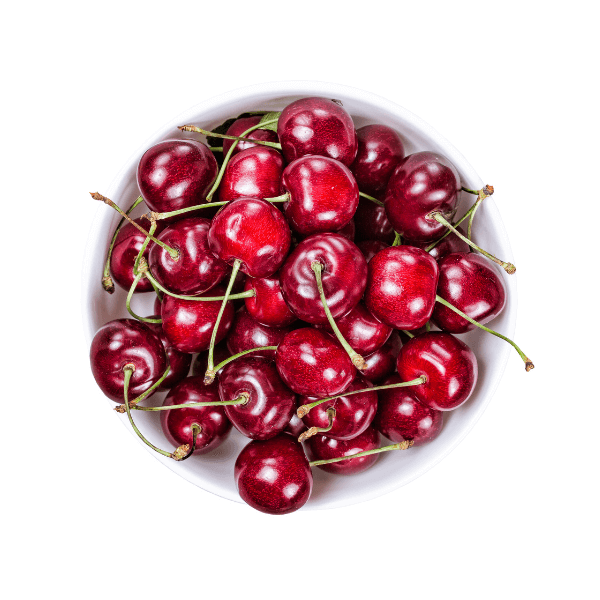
82 81 516 510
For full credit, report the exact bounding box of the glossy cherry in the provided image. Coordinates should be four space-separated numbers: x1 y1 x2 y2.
276 328 355 398
281 156 359 235
277 97 357 166
397 332 478 411
137 139 218 216
350 124 405 195
361 331 402 383
384 151 461 242
146 320 192 390
222 116 279 156
432 252 506 333
90 319 167 402
192 341 231 377
365 246 439 329
218 357 296 440
374 374 443 445
235 434 313 515
353 199 396 244
243 273 297 328
405 225 470 262
161 376 232 454
280 233 367 325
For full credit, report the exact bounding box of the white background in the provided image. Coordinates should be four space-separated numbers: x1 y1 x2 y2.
2 1 598 598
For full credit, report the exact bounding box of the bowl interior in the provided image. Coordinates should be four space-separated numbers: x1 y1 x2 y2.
82 81 516 510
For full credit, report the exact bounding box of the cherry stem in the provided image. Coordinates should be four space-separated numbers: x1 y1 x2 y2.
172 423 202 461
114 363 172 413
467 185 494 241
204 259 241 384
435 294 534 371
428 211 515 274
392 231 402 246
298 407 336 442
311 261 367 371
124 393 250 412
102 195 144 293
262 192 290 203
425 321 431 332
401 330 414 339
209 146 223 152
205 118 279 202
126 271 161 323
212 346 278 374
178 125 282 150
308 439 414 467
122 365 183 460
90 193 179 260
148 200 228 221
359 192 384 206
296 376 426 418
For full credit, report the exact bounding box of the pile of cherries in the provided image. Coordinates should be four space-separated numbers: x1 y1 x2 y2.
90 97 533 515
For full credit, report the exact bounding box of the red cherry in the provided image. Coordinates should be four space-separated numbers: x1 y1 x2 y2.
222 116 279 157
243 273 297 328
361 331 402 383
146 320 192 390
192 341 231 377
404 225 470 262
353 199 396 244
357 240 389 264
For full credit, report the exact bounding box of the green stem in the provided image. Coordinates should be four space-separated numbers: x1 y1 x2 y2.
172 423 202 461
401 330 415 339
126 393 250 412
425 321 431 333
102 195 144 293
435 295 534 371
115 364 172 412
209 146 223 152
151 200 228 221
263 192 290 203
359 192 384 206
126 271 161 323
296 376 426 418
178 124 282 149
461 186 479 195
298 407 336 442
311 261 367 370
309 440 413 467
212 346 278 374
133 220 157 275
392 231 402 246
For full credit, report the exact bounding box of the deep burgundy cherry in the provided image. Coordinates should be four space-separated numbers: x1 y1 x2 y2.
405 225 470 262
161 376 232 454
208 197 291 278
90 319 167 402
357 240 389 264
218 146 284 204
300 374 378 440
384 151 461 242
397 332 478 411
285 413 307 437
335 219 355 241
432 252 507 333
374 374 443 445
235 434 313 515
350 124 405 195
306 426 381 475
192 341 231 377
110 218 166 292
218 357 296 440
137 139 218 216
277 97 358 166
361 331 402 383
148 217 229 295
365 246 439 329
226 307 292 360
280 233 368 325
222 116 279 156
160 286 235 353
276 328 355 397
281 156 359 235
146 320 192 390
318 301 392 355
353 199 396 244
243 273 297 328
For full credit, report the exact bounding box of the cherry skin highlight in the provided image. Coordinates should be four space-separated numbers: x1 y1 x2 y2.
222 116 279 156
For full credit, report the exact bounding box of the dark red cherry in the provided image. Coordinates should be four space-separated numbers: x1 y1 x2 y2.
300 374 378 440
110 218 166 292
276 328 355 397
353 199 396 244
357 240 389 264
192 341 231 377
226 307 292 360
243 273 297 328
350 124 405 195
335 219 355 241
280 233 368 325
281 156 359 236
365 246 439 330
161 376 232 454
148 217 229 295
285 413 307 437
222 116 279 157
306 426 381 475
317 301 392 355
361 331 402 383
397 332 478 411
90 319 167 403
218 357 296 440
146 320 192 390
218 146 284 204
137 139 218 216
384 151 461 242
235 434 312 515
277 97 357 166
431 252 507 333
404 225 470 262
208 197 291 278
374 374 443 446
160 287 235 353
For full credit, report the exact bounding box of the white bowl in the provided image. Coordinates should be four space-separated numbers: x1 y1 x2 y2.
82 81 516 510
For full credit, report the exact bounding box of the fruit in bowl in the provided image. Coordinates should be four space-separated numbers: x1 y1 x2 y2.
83 82 532 513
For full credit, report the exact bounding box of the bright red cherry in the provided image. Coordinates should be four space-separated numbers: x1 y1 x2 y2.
353 199 396 244
243 273 297 328
146 321 192 390
222 116 279 156
361 331 402 383
277 97 357 166
365 246 439 330
235 434 313 515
